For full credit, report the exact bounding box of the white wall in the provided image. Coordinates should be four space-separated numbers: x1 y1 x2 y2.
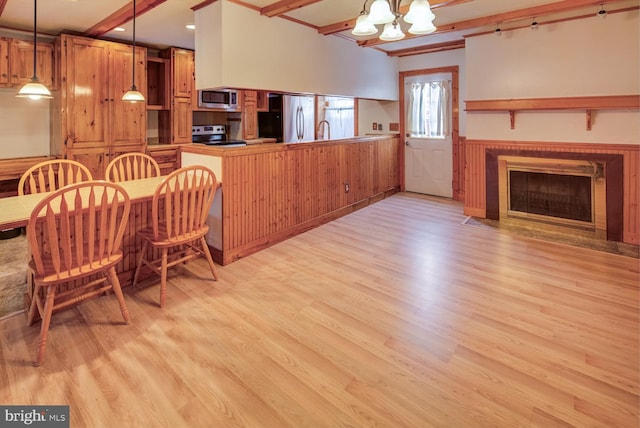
0 89 50 159
358 99 399 136
399 48 466 136
195 0 399 100
465 10 639 144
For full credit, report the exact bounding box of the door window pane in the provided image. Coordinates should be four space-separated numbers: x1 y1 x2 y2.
407 80 450 139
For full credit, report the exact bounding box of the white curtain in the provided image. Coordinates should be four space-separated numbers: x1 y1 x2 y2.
319 97 354 140
407 80 450 138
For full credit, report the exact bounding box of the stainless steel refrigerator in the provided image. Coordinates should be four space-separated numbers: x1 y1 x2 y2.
283 94 315 142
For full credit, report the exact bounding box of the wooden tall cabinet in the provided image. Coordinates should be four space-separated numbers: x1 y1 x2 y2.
159 47 193 144
51 34 147 179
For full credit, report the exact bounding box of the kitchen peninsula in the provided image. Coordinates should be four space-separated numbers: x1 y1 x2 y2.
182 135 400 265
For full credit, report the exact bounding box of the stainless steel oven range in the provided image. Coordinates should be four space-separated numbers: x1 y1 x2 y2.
192 125 246 147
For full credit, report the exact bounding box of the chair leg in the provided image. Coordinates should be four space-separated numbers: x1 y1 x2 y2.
27 283 40 327
132 241 148 287
160 248 168 309
34 285 56 367
107 266 130 324
200 236 219 281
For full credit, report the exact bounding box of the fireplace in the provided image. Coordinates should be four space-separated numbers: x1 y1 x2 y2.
485 150 624 241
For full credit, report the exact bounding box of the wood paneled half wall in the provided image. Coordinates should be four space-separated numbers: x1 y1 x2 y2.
185 136 400 265
464 140 639 245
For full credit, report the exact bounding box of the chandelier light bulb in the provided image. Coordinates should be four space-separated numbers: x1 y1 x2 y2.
403 0 435 25
409 19 436 35
352 13 378 36
368 0 395 25
380 21 405 41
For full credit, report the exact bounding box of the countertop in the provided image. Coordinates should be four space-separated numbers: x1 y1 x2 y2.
245 138 277 145
179 135 399 157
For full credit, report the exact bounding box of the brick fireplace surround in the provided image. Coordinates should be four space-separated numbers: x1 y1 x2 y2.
464 140 639 245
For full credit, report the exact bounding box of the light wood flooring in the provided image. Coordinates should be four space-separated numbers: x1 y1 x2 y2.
1 192 638 427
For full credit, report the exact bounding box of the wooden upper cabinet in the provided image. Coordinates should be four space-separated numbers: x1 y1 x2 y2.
256 91 268 112
10 39 54 89
0 38 9 86
170 48 193 98
64 36 110 149
243 90 257 140
109 42 147 147
0 37 53 89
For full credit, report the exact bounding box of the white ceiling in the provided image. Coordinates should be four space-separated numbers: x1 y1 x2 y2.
0 0 637 53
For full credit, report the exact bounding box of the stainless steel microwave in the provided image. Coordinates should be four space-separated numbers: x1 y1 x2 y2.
197 89 238 109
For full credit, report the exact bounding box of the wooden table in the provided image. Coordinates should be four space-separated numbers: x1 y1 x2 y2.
0 176 165 230
0 177 173 316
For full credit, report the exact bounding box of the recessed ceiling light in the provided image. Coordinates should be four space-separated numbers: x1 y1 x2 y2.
186 24 195 30
114 27 126 32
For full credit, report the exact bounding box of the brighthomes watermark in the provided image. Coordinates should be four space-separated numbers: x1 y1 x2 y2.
1 406 69 427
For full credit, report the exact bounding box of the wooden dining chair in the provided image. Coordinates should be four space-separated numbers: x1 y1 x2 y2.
132 165 219 308
18 159 92 195
105 152 161 183
26 181 132 366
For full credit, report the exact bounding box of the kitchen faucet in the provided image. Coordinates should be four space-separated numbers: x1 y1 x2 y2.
317 120 330 140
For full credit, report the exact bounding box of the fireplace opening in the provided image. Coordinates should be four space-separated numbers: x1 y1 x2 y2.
499 157 605 233
509 171 592 223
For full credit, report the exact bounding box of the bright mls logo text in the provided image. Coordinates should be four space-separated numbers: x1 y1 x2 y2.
2 406 69 427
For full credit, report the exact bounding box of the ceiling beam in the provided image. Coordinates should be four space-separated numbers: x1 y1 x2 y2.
358 0 630 47
0 0 7 17
84 0 167 37
318 0 473 36
261 0 324 18
192 0 219 13
387 40 465 57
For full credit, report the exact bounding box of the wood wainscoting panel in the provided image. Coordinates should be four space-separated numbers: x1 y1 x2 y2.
220 137 400 264
464 140 639 245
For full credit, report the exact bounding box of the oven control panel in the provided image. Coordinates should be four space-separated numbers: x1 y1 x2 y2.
192 125 225 135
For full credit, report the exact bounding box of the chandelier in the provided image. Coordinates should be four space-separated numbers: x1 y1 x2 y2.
352 0 436 41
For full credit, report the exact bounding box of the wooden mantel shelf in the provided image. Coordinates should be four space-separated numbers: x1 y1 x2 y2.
465 95 640 130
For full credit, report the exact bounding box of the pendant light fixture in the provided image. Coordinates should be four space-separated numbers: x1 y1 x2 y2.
122 0 145 102
16 0 52 100
352 0 437 40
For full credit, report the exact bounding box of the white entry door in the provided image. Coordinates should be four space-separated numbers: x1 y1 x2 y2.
404 73 453 197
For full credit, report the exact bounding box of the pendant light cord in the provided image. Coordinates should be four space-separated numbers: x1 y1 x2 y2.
132 0 137 90
32 0 37 79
